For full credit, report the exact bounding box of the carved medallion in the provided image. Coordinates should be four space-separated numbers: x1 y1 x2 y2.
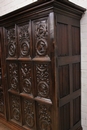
38 104 51 130
24 99 34 128
0 91 4 113
36 64 50 98
9 63 18 91
20 63 32 94
7 28 16 57
36 39 48 56
19 25 30 57
35 20 48 57
11 95 20 121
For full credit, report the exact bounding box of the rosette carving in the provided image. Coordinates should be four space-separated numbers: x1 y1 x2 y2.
7 28 16 57
38 104 51 130
11 95 20 121
19 25 30 57
36 64 50 98
20 63 32 94
24 99 34 128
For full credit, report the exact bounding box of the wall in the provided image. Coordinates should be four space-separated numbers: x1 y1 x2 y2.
69 0 87 130
0 0 87 129
0 0 37 16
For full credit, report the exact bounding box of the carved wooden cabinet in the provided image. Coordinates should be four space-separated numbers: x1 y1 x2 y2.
0 0 85 130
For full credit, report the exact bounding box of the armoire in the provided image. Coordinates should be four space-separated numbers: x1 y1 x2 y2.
0 0 85 130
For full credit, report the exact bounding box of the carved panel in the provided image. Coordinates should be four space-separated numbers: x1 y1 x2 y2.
20 62 32 94
8 62 19 92
18 24 30 57
34 19 49 57
37 103 52 130
35 63 50 98
23 99 35 128
0 91 4 114
7 28 17 57
10 95 21 123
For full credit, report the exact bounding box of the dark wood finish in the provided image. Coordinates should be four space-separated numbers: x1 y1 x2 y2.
0 0 85 130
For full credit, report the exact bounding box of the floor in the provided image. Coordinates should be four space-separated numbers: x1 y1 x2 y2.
0 123 11 130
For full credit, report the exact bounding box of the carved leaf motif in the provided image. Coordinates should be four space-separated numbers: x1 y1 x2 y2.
11 95 20 121
36 64 50 98
9 63 18 91
0 91 4 113
38 104 51 130
35 20 48 56
24 99 34 128
19 25 30 57
7 28 16 57
20 63 32 94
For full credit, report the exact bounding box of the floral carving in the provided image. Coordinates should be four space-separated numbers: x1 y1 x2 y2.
19 24 30 57
38 104 51 130
36 64 50 98
0 91 4 113
7 28 16 57
35 20 48 56
11 95 20 121
20 63 32 94
9 63 18 91
24 99 34 128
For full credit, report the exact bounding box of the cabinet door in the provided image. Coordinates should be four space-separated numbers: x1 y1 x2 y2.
3 13 54 130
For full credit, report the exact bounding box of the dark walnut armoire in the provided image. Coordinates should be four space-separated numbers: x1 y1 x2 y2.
0 0 85 130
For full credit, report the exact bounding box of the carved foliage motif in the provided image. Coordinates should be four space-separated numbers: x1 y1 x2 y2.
35 20 48 56
7 28 16 57
9 63 18 91
24 99 34 128
38 103 51 130
20 63 32 94
36 63 50 98
11 95 20 122
0 91 4 113
19 25 30 57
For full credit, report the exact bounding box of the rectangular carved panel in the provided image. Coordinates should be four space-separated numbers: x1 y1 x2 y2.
72 26 80 55
7 62 19 92
73 96 81 125
18 24 31 58
36 102 52 130
6 27 17 58
72 63 80 92
60 103 70 130
0 91 4 114
57 23 69 56
22 98 35 129
32 18 49 58
59 65 70 98
19 62 33 95
34 62 51 99
9 94 21 124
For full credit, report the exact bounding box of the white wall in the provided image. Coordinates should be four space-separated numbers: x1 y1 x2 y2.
0 0 37 16
0 0 87 129
69 0 87 130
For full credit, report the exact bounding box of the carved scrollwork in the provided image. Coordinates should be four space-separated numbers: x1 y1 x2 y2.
36 64 50 98
20 63 32 94
35 20 48 56
7 28 16 57
38 104 51 130
19 25 30 57
11 95 20 121
9 63 18 91
24 99 34 128
0 91 4 113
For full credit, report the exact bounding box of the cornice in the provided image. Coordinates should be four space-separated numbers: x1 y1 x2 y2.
0 0 86 27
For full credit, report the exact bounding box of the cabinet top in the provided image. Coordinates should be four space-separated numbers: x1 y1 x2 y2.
0 0 86 27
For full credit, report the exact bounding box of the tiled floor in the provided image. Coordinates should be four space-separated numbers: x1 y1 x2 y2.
0 123 11 130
